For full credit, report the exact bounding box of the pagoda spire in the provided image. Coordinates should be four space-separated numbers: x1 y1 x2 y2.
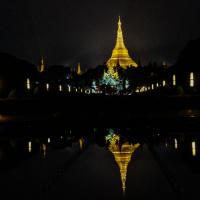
76 62 82 75
107 17 138 69
38 56 45 73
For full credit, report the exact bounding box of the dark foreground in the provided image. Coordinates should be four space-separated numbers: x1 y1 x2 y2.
0 125 200 200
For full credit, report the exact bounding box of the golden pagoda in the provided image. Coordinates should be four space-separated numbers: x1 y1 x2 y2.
107 17 138 69
108 135 140 195
38 57 45 73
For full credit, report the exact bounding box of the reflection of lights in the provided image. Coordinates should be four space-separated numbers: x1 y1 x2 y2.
174 138 178 149
42 144 47 159
28 141 32 153
152 84 154 90
107 134 140 195
192 141 196 157
61 136 63 139
48 138 51 143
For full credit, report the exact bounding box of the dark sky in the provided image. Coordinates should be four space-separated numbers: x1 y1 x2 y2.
0 0 200 69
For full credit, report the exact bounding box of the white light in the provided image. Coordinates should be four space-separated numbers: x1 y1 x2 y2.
190 72 194 87
59 85 62 92
27 78 31 90
173 75 176 86
192 141 196 157
28 141 32 153
152 84 154 90
174 138 178 149
46 83 49 91
48 138 51 143
163 80 166 87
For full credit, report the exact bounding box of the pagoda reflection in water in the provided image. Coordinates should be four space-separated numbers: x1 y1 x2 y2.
106 132 140 195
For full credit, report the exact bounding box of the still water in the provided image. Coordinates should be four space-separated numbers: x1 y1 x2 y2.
0 125 200 200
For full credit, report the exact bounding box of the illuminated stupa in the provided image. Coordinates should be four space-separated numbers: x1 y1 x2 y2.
107 17 138 69
107 134 140 195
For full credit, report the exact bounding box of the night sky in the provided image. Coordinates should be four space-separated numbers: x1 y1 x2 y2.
0 0 200 69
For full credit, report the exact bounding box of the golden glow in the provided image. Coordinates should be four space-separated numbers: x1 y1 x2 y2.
79 138 85 150
28 141 32 153
108 134 140 195
190 72 194 87
26 78 31 90
192 141 196 157
174 138 178 149
173 75 176 86
77 63 82 75
107 17 137 69
38 57 45 73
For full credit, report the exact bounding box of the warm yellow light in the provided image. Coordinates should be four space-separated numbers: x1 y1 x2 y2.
173 75 176 86
156 83 159 87
108 135 140 195
190 72 194 87
28 141 32 153
192 141 196 157
48 138 51 143
152 84 154 90
174 138 178 149
106 17 137 69
79 138 85 150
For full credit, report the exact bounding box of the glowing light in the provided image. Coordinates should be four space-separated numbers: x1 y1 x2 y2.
107 17 137 69
192 141 196 157
174 138 178 149
106 133 140 195
46 83 49 91
68 85 71 92
28 141 32 153
76 63 82 75
42 144 47 159
59 85 62 92
173 75 176 86
163 80 166 87
38 57 45 72
61 136 63 139
26 78 31 90
152 84 154 90
79 138 84 150
190 72 194 87
48 138 51 143
156 83 159 87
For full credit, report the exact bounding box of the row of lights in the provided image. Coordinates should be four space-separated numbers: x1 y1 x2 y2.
136 72 195 93
174 138 197 157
